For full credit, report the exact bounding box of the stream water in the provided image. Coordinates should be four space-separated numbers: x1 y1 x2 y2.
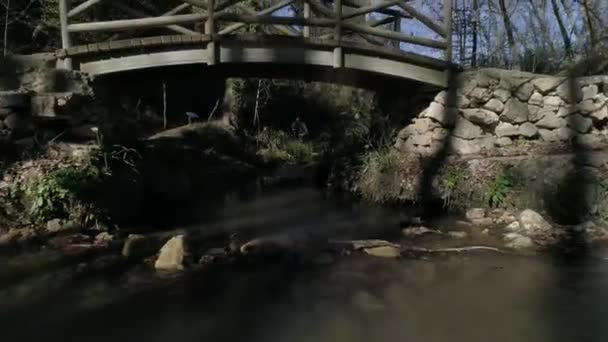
1 186 608 342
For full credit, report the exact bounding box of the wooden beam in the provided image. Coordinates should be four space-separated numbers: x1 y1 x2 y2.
216 13 335 28
108 3 193 41
68 13 209 33
110 2 198 36
68 0 104 18
219 0 296 35
343 21 447 49
303 1 311 37
59 0 72 69
320 16 397 42
334 0 343 67
183 0 243 11
396 0 446 37
207 0 216 64
342 0 399 20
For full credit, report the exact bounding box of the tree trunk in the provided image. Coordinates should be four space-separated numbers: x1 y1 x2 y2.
581 0 597 48
549 0 573 58
497 0 517 68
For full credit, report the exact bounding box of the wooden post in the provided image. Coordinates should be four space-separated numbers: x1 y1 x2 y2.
59 0 73 69
206 0 216 65
443 0 453 63
162 83 167 129
333 0 343 68
303 1 311 38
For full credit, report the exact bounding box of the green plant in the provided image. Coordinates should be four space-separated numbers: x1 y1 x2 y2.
486 173 513 208
441 166 466 208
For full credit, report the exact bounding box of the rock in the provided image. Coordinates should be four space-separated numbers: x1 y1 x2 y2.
461 108 500 126
502 98 529 123
413 118 440 134
495 137 513 146
579 100 598 114
448 231 468 239
240 233 309 256
94 232 114 245
411 133 433 146
494 89 511 103
536 112 565 129
421 102 447 124
518 209 552 235
154 235 186 271
0 228 37 246
471 217 494 226
121 234 160 259
538 129 559 142
518 122 538 138
481 228 490 235
46 219 80 234
505 221 521 232
556 83 582 103
568 114 593 133
495 122 519 137
532 77 564 94
543 96 563 109
449 137 480 154
0 91 28 108
557 106 578 117
528 92 544 106
582 85 599 100
363 246 401 258
30 95 57 117
434 91 470 108
431 128 449 141
590 106 608 121
70 125 99 140
483 99 504 113
453 119 484 139
515 82 534 101
402 226 441 237
556 127 574 141
465 208 486 221
504 232 534 249
577 134 604 150
469 87 493 103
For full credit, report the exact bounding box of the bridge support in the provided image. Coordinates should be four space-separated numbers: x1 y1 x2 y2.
59 0 73 70
333 0 343 68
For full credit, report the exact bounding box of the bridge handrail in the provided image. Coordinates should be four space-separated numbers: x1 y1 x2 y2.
58 0 453 69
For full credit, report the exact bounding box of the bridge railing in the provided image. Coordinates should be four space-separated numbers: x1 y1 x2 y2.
59 0 452 69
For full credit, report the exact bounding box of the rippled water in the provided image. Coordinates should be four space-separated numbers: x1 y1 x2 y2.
1 187 608 342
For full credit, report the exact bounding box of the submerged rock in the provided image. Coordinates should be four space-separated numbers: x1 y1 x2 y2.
465 208 486 221
402 226 441 237
363 246 401 258
518 209 552 235
447 231 468 239
503 232 534 249
154 235 186 271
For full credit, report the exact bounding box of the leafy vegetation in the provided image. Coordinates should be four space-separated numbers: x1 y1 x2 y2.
440 166 467 209
485 173 514 208
255 128 315 165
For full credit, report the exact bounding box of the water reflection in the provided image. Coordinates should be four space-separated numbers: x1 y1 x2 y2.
1 187 608 342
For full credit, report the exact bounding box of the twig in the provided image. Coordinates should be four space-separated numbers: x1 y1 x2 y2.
207 98 221 122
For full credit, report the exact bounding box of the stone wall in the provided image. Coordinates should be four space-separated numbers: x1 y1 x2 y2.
396 69 608 155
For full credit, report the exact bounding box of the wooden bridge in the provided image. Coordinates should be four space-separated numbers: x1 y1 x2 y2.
57 0 454 87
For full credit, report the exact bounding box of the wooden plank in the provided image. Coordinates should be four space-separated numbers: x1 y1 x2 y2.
342 0 399 20
110 2 199 36
396 0 447 37
109 3 194 40
334 0 343 68
303 1 311 37
68 0 105 18
343 21 446 49
219 0 295 35
68 13 209 33
217 13 335 28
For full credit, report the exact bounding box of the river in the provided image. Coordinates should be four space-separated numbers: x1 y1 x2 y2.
1 186 608 342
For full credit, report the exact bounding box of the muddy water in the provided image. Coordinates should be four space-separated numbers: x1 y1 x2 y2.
1 187 608 342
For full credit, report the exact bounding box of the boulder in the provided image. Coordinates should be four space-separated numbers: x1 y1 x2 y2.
518 122 538 138
413 118 440 134
494 89 511 103
556 83 582 103
411 133 433 146
154 235 186 271
532 77 564 94
122 234 160 259
543 96 563 109
514 82 534 102
536 112 565 129
568 114 593 133
453 119 484 139
46 219 80 234
582 84 599 100
518 209 552 235
502 98 529 123
495 122 519 137
483 99 504 113
465 208 486 221
495 137 513 146
462 108 500 126
469 87 493 103
30 95 57 117
421 102 447 124
503 232 534 249
590 106 608 121
363 246 401 258
528 92 544 106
